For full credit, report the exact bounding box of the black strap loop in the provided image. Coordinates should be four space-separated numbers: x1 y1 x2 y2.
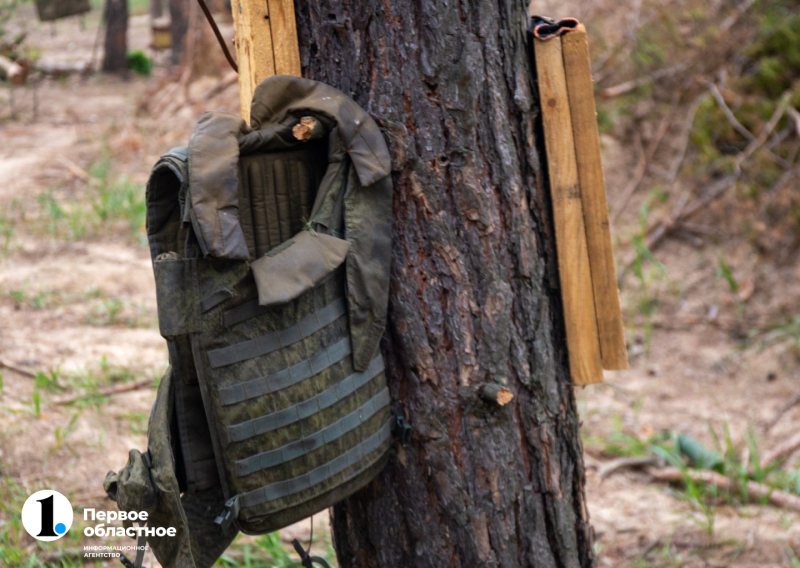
393 415 412 446
291 538 332 568
118 521 147 568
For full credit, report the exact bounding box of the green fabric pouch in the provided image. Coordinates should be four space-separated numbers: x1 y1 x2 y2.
250 230 351 307
153 256 201 338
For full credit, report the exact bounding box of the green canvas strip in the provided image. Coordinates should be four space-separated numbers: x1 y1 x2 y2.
224 355 384 444
201 289 234 313
223 272 339 328
239 419 393 508
223 298 262 328
208 298 346 368
218 338 351 406
235 388 391 476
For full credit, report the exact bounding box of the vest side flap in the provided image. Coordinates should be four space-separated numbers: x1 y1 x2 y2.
188 112 251 261
251 231 351 307
146 150 188 264
154 258 202 338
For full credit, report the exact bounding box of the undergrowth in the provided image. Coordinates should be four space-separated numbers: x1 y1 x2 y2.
36 154 146 245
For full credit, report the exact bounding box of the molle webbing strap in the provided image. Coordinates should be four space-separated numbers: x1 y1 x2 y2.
235 388 391 476
239 419 393 509
207 298 346 368
201 288 234 312
219 338 351 406
223 298 267 328
223 272 339 329
225 355 384 444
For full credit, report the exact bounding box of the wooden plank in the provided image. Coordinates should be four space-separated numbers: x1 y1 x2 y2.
231 0 300 123
231 0 276 123
562 25 629 371
534 37 604 385
267 0 302 76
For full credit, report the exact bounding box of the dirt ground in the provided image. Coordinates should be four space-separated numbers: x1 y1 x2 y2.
1 2 799 567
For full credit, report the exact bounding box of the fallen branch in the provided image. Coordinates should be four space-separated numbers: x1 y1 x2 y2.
761 431 800 469
788 107 800 138
719 0 758 34
613 95 679 221
598 455 662 480
707 82 754 142
0 359 37 379
201 71 238 102
666 94 709 182
613 132 646 220
763 391 800 433
734 91 791 175
0 55 26 85
649 466 800 513
56 155 90 182
53 377 154 405
645 174 738 251
34 60 91 76
600 61 692 99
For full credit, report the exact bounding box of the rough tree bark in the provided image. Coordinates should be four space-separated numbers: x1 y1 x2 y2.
294 1 595 567
102 0 128 73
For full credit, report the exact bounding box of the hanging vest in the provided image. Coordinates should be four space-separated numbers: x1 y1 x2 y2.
104 76 396 568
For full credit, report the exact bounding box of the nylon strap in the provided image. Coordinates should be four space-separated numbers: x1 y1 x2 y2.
224 355 384 444
201 288 234 313
223 272 340 328
208 298 346 368
238 419 393 508
236 388 391 476
118 522 146 568
223 298 269 328
219 338 351 406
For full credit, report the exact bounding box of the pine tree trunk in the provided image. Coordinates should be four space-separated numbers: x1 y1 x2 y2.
295 1 596 567
169 0 189 65
102 0 128 73
150 0 163 20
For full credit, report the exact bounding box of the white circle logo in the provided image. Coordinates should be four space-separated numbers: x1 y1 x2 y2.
21 490 73 541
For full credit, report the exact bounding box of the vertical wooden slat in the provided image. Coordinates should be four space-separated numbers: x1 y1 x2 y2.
562 26 628 371
267 0 301 76
231 0 300 123
534 36 604 385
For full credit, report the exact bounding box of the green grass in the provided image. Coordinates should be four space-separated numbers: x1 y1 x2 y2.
0 212 14 256
37 155 146 244
53 412 82 454
587 412 800 538
32 356 156 410
117 410 148 435
1 285 155 328
623 192 669 356
216 530 338 568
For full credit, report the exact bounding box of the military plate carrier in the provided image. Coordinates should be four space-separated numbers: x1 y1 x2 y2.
105 76 396 568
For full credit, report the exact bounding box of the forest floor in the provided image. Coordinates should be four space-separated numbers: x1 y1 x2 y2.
1 2 799 567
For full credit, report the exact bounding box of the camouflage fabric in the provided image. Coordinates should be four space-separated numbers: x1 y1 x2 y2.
249 231 351 307
189 75 393 371
105 369 236 568
105 77 394 568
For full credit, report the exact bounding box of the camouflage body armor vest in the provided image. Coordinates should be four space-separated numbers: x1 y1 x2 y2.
105 76 395 568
